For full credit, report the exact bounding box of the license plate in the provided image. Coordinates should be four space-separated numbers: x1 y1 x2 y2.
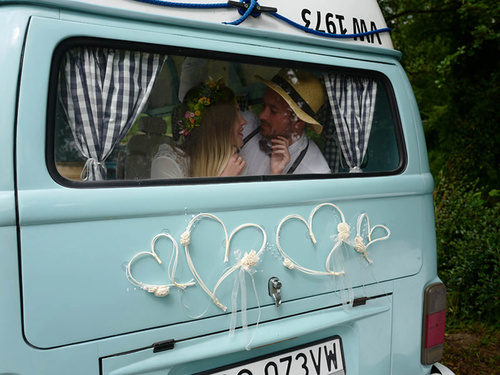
196 336 345 375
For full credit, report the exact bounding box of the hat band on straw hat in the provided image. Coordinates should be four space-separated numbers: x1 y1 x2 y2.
271 75 316 118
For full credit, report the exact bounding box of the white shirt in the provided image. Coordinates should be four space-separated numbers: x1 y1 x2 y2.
240 113 331 175
151 144 190 179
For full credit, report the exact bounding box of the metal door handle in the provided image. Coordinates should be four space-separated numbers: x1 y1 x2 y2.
268 277 282 308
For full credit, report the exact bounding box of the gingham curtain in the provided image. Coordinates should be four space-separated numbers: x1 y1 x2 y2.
59 47 166 180
323 73 377 173
317 102 341 173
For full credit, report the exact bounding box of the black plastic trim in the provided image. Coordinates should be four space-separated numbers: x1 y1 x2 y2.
153 339 175 353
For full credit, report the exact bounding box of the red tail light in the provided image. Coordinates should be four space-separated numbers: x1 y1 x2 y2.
421 283 447 365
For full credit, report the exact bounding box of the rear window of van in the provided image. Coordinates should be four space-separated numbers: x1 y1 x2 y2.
48 38 405 185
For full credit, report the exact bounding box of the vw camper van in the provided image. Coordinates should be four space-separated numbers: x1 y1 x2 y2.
0 0 454 374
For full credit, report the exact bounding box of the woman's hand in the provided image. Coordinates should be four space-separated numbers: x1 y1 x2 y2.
270 136 291 175
220 148 246 176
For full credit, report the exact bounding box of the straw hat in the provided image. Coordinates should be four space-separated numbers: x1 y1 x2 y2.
256 69 326 134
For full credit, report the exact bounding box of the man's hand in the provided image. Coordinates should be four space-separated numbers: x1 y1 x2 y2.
270 136 291 175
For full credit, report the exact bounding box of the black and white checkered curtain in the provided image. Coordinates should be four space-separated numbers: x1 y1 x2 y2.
323 73 377 173
59 47 165 180
317 102 341 173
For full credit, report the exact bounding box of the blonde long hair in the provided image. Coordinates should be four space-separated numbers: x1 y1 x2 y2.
180 84 238 177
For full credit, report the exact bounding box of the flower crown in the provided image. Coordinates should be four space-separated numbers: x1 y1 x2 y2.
178 78 232 140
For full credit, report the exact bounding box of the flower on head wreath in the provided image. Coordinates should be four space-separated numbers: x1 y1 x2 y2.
178 78 232 141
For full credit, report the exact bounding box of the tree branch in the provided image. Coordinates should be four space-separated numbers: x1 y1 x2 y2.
386 6 459 22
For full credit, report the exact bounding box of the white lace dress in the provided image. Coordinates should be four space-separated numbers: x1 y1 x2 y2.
151 144 190 179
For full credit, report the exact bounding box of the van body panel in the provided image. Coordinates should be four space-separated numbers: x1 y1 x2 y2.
100 295 393 375
0 8 28 226
20 190 423 348
1 0 453 374
0 227 95 375
17 0 428 353
17 174 432 224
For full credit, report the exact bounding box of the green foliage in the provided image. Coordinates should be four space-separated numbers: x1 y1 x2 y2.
434 174 500 325
380 0 500 328
380 0 500 190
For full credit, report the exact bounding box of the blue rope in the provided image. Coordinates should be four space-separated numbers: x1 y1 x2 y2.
133 0 391 38
270 12 391 39
223 0 256 25
134 0 229 9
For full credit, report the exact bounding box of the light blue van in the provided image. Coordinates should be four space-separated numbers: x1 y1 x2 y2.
0 0 454 374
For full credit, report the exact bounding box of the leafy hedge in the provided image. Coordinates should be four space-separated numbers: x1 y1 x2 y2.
434 174 500 326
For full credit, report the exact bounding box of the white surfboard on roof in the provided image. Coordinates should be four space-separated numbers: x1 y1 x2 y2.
23 0 394 49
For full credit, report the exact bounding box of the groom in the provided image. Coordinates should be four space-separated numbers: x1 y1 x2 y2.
240 69 330 175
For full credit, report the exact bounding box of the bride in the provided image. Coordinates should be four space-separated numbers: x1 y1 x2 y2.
151 80 247 178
